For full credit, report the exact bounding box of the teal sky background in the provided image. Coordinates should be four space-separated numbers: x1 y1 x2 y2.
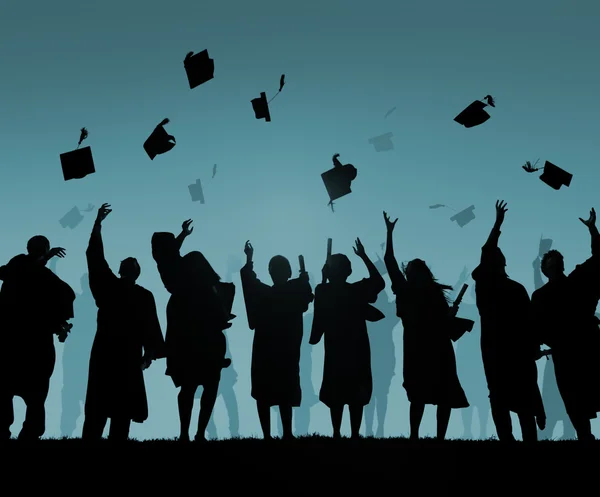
1 0 599 439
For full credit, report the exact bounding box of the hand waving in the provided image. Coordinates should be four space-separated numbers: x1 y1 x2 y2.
96 203 112 223
579 208 596 228
383 211 398 232
244 240 254 258
495 200 508 224
353 238 366 258
182 219 194 236
48 247 66 259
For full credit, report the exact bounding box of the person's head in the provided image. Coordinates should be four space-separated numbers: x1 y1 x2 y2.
119 257 141 283
268 255 292 285
402 259 434 287
328 254 352 283
183 251 221 287
26 235 50 262
541 249 565 280
402 258 452 300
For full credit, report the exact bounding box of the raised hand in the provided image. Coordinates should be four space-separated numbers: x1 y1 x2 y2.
244 240 254 258
495 200 508 224
182 219 194 236
353 237 366 258
47 247 66 260
579 208 596 228
383 211 398 232
96 203 112 223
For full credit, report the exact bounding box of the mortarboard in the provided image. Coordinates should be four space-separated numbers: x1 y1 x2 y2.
450 205 476 227
59 206 84 229
251 74 286 122
144 118 176 160
539 161 572 190
368 132 394 152
539 235 553 257
188 179 205 204
60 127 95 181
454 95 495 128
321 154 358 211
184 50 215 89
251 92 271 122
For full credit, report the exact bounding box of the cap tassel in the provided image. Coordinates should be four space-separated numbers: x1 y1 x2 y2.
267 74 286 104
77 127 88 149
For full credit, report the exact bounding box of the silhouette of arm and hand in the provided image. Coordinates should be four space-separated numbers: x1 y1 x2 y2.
240 240 271 332
382 211 406 299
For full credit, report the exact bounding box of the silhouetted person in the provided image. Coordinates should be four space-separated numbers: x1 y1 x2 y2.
472 201 546 443
364 290 398 438
196 257 241 440
382 212 468 441
0 236 75 440
241 241 314 440
533 245 576 440
451 270 489 439
310 238 385 439
530 207 600 442
82 204 166 442
152 220 234 442
61 273 96 438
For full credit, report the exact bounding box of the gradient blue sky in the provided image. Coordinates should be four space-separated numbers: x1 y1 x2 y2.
1 0 599 439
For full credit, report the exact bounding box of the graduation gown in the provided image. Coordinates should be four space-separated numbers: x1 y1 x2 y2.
310 276 384 408
152 233 233 388
240 261 314 406
0 254 75 396
85 227 165 423
472 240 544 417
530 233 600 419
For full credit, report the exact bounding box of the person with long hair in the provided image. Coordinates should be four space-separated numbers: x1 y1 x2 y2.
382 211 469 440
151 220 234 442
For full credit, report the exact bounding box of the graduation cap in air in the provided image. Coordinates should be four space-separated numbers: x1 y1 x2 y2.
251 74 286 122
184 49 215 89
60 128 96 181
144 118 176 160
384 106 397 119
321 153 358 212
59 206 84 229
188 179 205 204
430 204 476 227
539 235 553 258
454 95 495 128
368 132 394 152
539 161 572 190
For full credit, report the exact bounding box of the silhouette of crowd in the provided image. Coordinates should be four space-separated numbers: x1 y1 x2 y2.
1 201 598 444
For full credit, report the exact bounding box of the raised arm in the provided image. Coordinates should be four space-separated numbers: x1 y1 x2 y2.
569 208 600 283
483 200 507 251
86 204 118 302
354 238 385 299
382 211 406 294
580 208 599 256
240 240 270 330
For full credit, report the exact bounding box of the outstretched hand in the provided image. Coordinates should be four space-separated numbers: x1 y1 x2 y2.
47 247 66 260
244 240 254 258
495 200 508 224
96 203 112 223
353 238 366 258
383 211 398 232
579 208 596 228
182 219 194 236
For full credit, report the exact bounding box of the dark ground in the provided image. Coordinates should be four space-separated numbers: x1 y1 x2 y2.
4 435 598 490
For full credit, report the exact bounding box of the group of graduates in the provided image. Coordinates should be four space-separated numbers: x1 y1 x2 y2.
1 201 599 443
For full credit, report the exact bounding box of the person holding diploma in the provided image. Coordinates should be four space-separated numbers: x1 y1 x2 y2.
383 211 469 441
240 241 314 440
310 238 385 439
